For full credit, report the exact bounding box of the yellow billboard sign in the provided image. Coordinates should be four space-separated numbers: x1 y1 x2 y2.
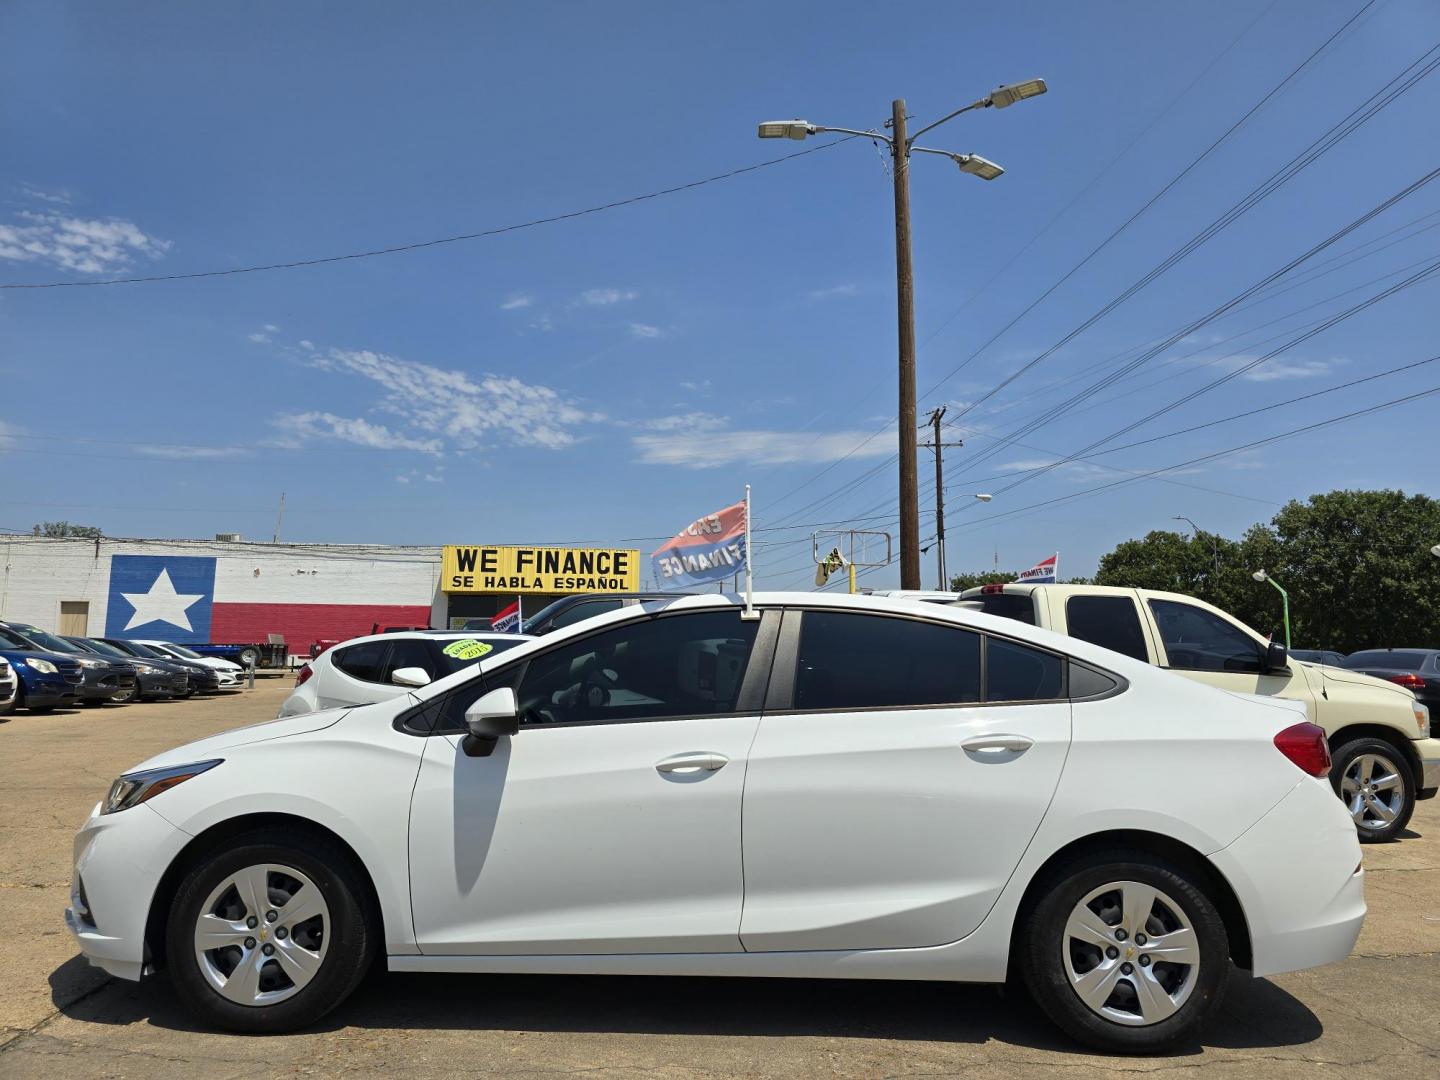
442 545 641 594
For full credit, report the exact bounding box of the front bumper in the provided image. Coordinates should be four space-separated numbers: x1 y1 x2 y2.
1415 735 1440 798
137 671 189 697
76 667 137 702
1209 777 1365 978
22 674 80 708
66 800 190 981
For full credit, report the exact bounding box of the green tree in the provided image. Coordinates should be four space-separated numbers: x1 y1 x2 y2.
949 570 1014 592
33 521 101 539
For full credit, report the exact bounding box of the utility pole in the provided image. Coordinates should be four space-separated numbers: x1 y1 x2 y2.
891 99 921 589
273 492 285 544
920 405 964 590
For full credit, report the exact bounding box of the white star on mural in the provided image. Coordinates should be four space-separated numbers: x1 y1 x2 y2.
121 568 204 632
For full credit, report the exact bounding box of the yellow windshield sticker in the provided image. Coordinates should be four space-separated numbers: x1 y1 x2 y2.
442 639 494 661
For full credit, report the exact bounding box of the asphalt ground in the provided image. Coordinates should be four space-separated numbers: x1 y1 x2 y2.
1 682 1437 1078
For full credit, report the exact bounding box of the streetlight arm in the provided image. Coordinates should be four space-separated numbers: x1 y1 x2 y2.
906 99 988 143
909 144 962 160
813 125 893 143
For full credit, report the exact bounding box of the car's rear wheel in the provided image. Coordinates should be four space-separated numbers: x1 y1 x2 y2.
1331 737 1414 843
238 647 261 669
166 830 375 1032
1020 853 1228 1053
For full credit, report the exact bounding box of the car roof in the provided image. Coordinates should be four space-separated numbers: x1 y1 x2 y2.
328 630 534 649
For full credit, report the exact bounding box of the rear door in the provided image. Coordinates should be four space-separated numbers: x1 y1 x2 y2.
739 609 1071 951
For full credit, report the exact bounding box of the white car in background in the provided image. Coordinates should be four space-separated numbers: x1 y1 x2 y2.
69 594 1362 1052
136 641 246 689
0 655 16 715
278 631 531 717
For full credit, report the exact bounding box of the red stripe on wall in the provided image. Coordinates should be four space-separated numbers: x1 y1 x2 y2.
209 603 432 651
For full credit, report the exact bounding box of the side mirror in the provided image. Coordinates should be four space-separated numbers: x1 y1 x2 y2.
462 686 520 757
391 666 431 688
1263 639 1289 673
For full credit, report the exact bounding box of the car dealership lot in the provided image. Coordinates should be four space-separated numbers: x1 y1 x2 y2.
1 684 1438 1078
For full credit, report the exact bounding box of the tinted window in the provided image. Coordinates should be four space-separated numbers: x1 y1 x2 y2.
11 625 80 653
383 638 438 682
794 611 981 711
986 637 1064 701
333 640 388 683
0 627 33 648
1344 650 1430 671
73 638 127 659
545 598 624 632
1065 596 1149 662
1148 600 1262 673
516 610 758 725
433 637 526 676
970 593 1037 625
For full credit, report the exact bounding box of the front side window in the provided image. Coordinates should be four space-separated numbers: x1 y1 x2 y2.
1065 595 1150 662
515 610 759 725
333 640 388 683
383 638 437 682
1148 599 1262 673
794 611 981 711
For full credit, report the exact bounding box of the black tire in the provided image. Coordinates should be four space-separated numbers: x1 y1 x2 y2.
111 686 135 705
1330 737 1415 843
238 647 261 669
166 829 375 1033
1019 851 1229 1054
175 682 195 700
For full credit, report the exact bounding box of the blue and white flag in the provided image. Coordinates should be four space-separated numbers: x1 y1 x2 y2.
1015 553 1058 584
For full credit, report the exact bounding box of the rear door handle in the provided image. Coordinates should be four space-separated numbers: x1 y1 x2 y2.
655 751 729 774
961 734 1034 754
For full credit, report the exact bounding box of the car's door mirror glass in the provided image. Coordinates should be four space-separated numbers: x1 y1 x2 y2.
391 666 431 688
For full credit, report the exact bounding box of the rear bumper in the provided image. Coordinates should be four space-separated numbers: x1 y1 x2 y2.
1209 777 1365 978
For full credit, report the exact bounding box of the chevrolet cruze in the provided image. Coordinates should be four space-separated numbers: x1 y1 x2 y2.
66 593 1363 1052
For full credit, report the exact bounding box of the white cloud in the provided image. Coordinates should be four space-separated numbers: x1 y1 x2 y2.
296 345 598 451
17 184 72 206
528 313 555 332
634 427 892 468
0 210 169 274
1241 357 1342 382
395 473 411 484
271 411 444 453
638 412 729 432
0 420 18 450
808 283 859 300
579 288 638 306
248 331 271 344
298 339 315 351
680 379 712 394
500 294 534 310
629 322 665 339
134 443 252 460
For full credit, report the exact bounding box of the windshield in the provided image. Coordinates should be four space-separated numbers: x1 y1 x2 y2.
110 640 165 659
74 638 128 659
12 625 82 654
162 644 203 658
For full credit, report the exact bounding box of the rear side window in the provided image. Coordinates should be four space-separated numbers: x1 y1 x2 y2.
1345 650 1429 670
333 640 387 683
383 638 437 682
795 611 981 711
970 593 1037 625
986 637 1064 701
1065 595 1150 662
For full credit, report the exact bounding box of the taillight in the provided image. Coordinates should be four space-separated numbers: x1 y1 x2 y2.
981 584 1005 595
1385 672 1425 690
1273 722 1332 777
295 664 312 687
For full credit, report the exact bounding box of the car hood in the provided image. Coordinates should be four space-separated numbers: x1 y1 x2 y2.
1315 663 1415 700
0 646 83 665
128 708 350 772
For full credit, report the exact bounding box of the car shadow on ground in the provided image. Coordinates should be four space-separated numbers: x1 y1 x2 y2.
50 957 1321 1055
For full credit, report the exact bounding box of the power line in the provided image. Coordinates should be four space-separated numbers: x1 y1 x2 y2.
0 137 859 290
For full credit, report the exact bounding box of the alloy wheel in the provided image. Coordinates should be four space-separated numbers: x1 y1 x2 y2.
1340 752 1404 830
1062 880 1200 1027
193 863 329 1006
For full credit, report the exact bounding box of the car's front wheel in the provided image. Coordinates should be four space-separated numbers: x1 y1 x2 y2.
1019 853 1228 1053
1331 737 1415 843
166 829 375 1032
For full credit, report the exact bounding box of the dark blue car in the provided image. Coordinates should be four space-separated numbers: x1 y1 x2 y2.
0 624 82 713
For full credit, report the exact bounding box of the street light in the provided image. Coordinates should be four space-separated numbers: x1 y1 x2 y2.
756 79 1048 588
1173 515 1220 576
1252 569 1291 650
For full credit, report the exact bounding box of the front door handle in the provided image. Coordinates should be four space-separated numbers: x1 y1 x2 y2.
961 734 1034 755
655 751 729 774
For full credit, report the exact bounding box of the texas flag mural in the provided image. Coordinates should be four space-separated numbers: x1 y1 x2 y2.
1014 553 1059 585
652 500 748 589
103 554 431 646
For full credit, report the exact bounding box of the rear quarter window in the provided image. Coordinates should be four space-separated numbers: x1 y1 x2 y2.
971 593 1037 625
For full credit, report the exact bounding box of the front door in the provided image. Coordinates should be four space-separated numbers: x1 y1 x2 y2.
740 610 1071 952
408 606 773 955
1145 597 1308 702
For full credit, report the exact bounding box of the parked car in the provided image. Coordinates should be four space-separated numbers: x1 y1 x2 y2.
67 638 193 701
133 641 245 689
958 583 1440 843
469 592 695 636
1291 649 1348 667
101 639 221 697
0 656 17 716
279 631 531 717
0 621 137 706
1340 649 1440 717
0 626 82 712
70 593 1362 1052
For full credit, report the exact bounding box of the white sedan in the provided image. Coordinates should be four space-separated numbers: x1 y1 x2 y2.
278 631 531 717
66 593 1362 1052
136 641 246 689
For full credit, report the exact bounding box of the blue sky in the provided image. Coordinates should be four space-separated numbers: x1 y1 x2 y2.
2 0 1438 589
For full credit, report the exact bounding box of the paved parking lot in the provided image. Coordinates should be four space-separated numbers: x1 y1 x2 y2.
1 684 1437 1078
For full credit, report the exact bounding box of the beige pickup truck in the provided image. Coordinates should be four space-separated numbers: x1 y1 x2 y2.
959 583 1440 843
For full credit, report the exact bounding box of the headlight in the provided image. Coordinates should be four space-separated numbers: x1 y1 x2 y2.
25 658 58 674
76 657 107 670
102 759 222 815
135 664 165 675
